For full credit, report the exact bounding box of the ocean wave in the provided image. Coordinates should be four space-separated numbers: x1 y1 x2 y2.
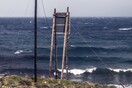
109 68 132 73
70 46 132 53
14 50 23 54
58 67 97 75
58 67 132 75
14 50 32 55
103 27 108 29
119 27 132 31
70 45 76 47
40 26 48 29
29 21 32 24
68 56 127 63
108 84 132 88
0 73 7 78
84 22 89 24
38 45 132 53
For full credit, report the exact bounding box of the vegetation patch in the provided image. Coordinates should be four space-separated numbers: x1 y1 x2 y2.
0 75 116 88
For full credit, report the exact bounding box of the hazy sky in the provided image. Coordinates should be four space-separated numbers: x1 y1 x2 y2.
0 0 132 17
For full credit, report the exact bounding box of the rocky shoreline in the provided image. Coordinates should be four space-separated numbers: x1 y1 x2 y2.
0 75 116 88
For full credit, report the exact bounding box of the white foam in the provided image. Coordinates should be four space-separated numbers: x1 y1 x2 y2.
0 73 7 78
69 69 86 75
119 28 132 31
53 72 58 76
70 45 76 47
14 50 23 54
58 67 97 75
84 22 89 24
108 84 132 88
86 68 97 73
103 27 108 29
29 21 32 24
70 79 82 82
58 69 85 75
14 50 32 55
109 68 132 73
40 26 48 29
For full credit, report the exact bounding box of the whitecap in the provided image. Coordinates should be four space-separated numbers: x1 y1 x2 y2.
86 68 97 73
84 22 89 24
29 21 32 24
103 27 108 29
70 45 76 47
40 27 48 29
109 68 132 73
14 50 23 54
58 67 97 75
69 69 86 75
58 69 85 75
108 84 132 88
14 50 32 55
119 28 132 31
53 72 58 76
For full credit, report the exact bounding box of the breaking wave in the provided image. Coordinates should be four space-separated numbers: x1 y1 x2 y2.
14 50 23 54
108 84 132 88
109 68 132 73
119 27 132 31
40 26 48 29
14 50 32 55
58 67 97 75
58 67 132 75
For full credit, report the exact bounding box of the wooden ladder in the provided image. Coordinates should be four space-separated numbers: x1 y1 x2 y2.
49 7 70 80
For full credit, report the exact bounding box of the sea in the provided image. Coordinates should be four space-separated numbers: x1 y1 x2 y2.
0 17 132 87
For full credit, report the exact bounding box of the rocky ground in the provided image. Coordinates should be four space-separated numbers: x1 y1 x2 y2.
0 75 116 88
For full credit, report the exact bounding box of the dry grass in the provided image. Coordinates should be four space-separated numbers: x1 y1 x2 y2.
0 75 116 88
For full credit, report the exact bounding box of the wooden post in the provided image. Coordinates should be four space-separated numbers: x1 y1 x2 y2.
54 20 58 79
34 0 38 82
66 29 69 80
66 7 70 80
61 14 69 80
49 9 56 78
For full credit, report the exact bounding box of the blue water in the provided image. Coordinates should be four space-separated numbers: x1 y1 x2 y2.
0 17 132 85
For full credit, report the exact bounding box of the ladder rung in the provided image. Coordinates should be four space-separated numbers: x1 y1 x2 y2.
56 32 64 34
56 32 70 35
56 24 65 26
56 13 67 17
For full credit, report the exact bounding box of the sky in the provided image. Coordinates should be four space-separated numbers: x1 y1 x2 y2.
0 0 132 17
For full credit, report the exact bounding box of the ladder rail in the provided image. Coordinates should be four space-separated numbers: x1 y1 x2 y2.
61 14 69 79
49 9 56 78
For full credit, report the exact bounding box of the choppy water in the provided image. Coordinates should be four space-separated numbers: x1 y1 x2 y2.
0 17 132 86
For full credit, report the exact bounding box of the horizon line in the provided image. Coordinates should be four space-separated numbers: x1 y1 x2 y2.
0 16 132 18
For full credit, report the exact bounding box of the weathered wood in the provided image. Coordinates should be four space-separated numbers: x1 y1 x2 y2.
49 9 56 78
66 7 70 80
56 13 67 17
61 15 69 80
34 0 38 82
49 7 70 80
54 21 58 79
